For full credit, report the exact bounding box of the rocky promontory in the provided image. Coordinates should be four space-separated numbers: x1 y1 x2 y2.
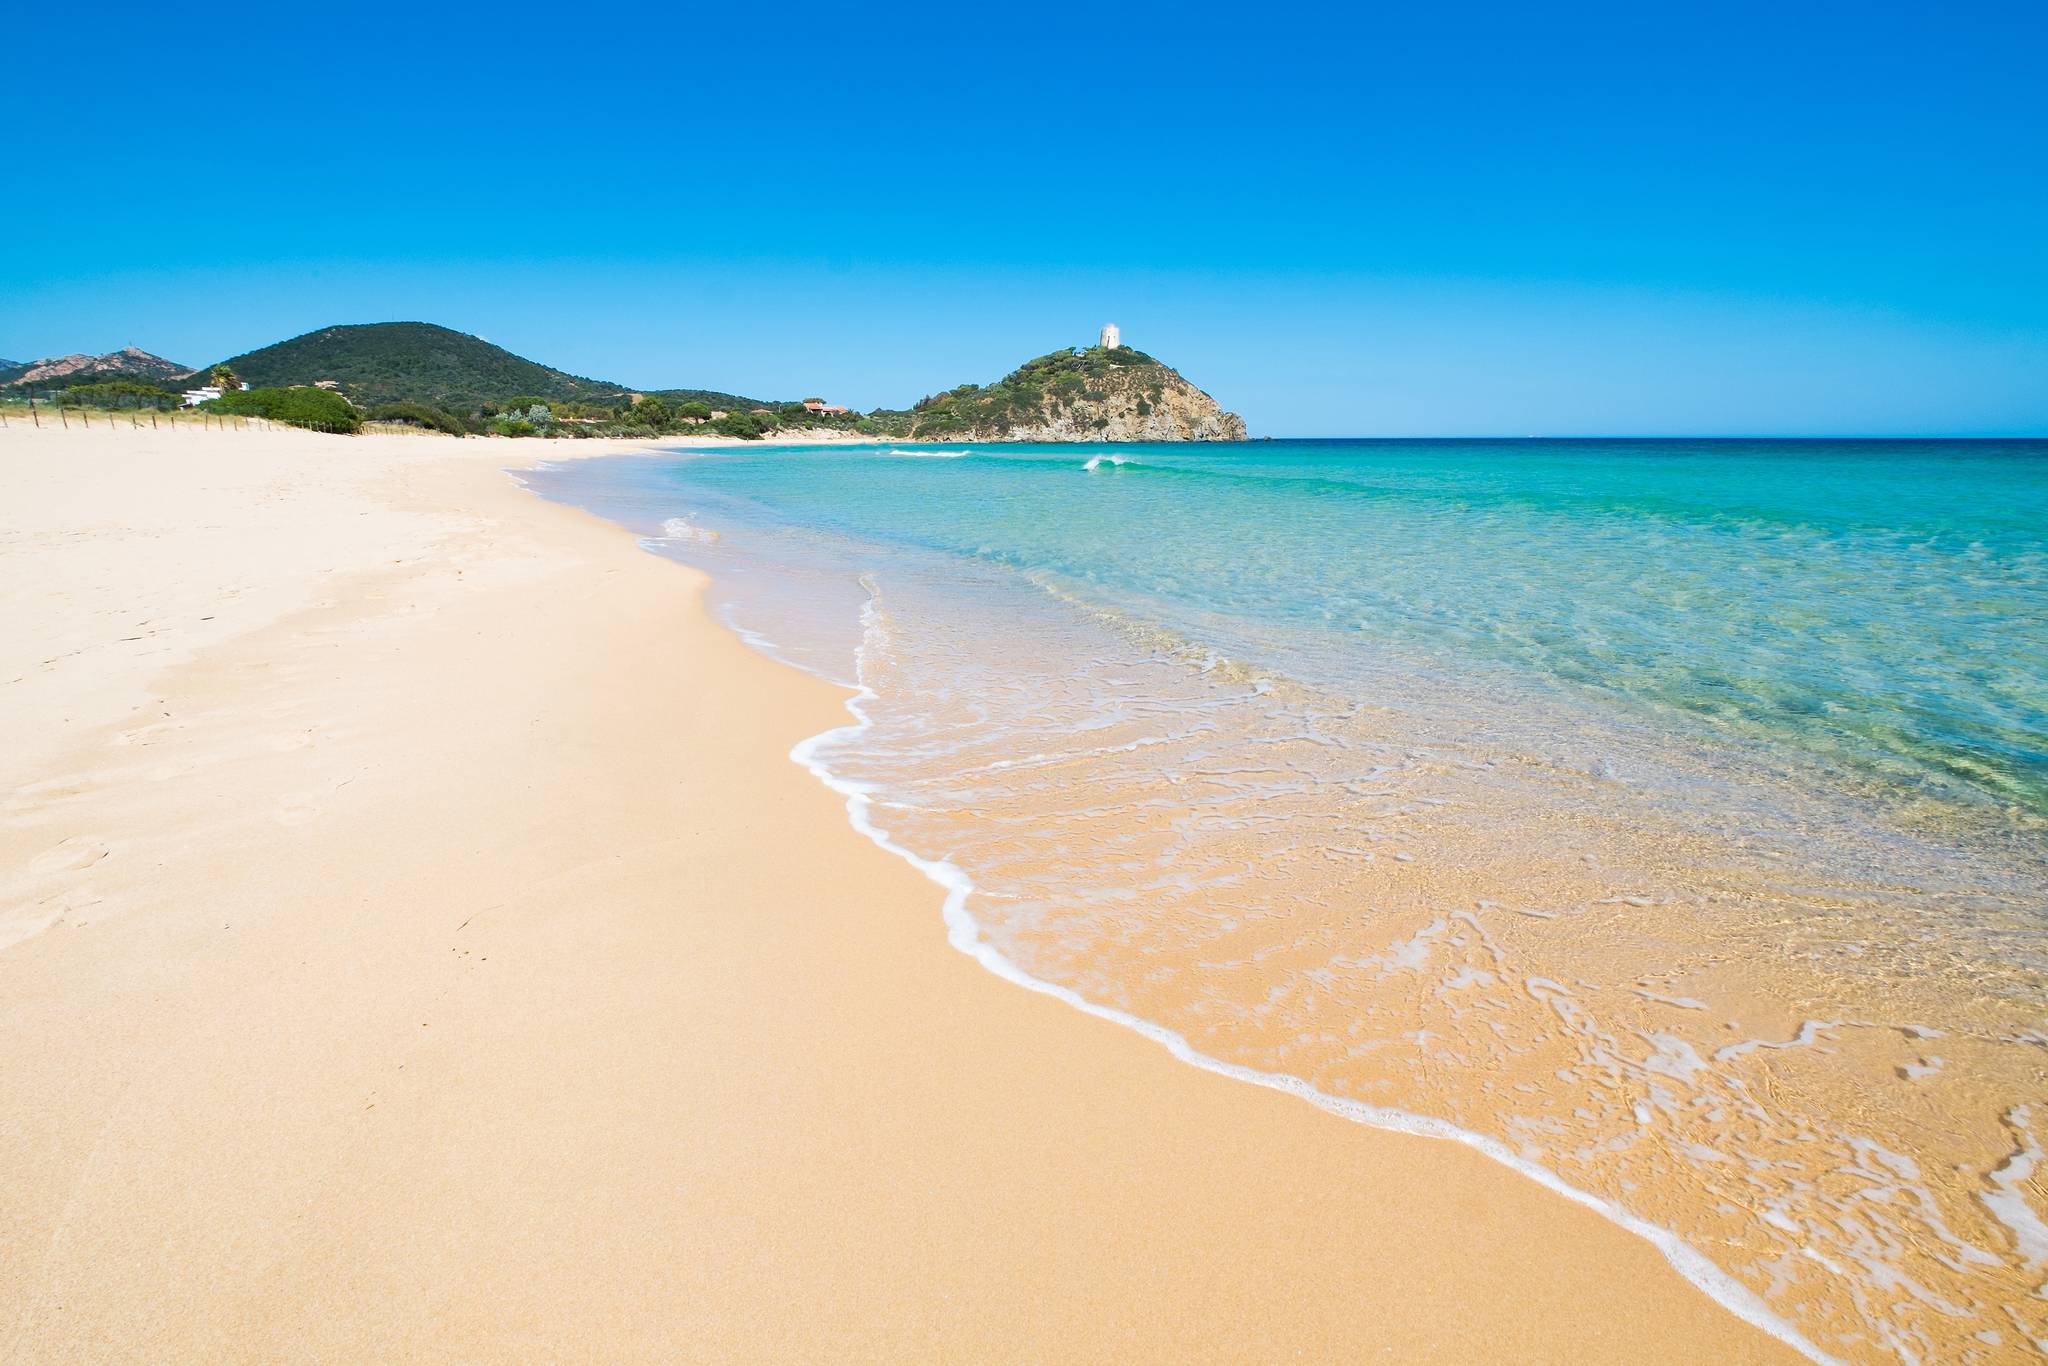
872 345 1246 442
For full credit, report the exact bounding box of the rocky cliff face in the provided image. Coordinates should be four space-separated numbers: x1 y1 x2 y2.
992 358 1246 442
881 346 1247 442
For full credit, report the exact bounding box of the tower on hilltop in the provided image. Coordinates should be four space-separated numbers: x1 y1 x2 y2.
1099 323 1121 350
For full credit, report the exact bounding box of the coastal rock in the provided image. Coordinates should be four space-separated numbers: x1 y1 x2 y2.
876 345 1247 443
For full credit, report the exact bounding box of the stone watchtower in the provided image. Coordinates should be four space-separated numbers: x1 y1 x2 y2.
1099 323 1121 350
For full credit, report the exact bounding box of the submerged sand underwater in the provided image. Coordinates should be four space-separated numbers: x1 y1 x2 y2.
532 438 2048 1362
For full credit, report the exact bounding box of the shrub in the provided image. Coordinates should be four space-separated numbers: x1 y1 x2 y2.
710 412 765 439
57 380 180 408
368 401 468 435
207 385 363 433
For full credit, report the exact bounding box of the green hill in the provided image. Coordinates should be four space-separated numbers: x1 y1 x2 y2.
212 322 766 414
214 322 616 410
645 386 771 411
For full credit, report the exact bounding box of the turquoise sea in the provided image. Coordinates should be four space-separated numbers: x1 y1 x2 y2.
529 439 2048 1362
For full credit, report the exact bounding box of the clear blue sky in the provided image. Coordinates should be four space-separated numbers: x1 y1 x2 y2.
5 1 2044 435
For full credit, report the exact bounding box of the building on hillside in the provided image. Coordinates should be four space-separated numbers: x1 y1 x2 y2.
181 379 252 406
1100 323 1121 350
802 399 851 416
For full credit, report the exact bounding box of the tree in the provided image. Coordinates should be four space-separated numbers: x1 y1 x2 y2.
211 364 240 391
676 400 712 421
634 395 671 429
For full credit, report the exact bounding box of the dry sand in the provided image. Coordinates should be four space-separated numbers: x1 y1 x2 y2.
0 424 1797 1362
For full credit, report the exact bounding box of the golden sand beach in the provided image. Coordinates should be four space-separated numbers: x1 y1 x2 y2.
0 424 1795 1362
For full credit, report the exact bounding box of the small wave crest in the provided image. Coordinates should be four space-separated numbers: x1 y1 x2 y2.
886 447 973 459
1083 453 1129 471
658 515 719 543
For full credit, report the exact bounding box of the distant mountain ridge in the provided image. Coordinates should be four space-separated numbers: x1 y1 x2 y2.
3 347 195 388
6 320 1247 442
213 322 766 413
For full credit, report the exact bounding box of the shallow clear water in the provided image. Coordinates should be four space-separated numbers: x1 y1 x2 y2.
528 439 2048 1362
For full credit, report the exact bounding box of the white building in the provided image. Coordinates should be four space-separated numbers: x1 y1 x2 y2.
182 386 223 407
1099 323 1120 350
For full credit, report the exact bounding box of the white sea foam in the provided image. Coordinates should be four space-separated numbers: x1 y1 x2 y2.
1633 987 1711 1011
656 515 720 543
1083 453 1128 471
886 447 973 458
787 592 1836 1366
1983 1108 2048 1266
1713 1019 1839 1063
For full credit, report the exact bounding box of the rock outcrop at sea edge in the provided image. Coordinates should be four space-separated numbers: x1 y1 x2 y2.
875 345 1247 442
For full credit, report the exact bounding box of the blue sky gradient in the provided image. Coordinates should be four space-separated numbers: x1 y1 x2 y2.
5 1 2044 434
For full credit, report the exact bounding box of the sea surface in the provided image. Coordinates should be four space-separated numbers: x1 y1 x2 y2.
527 438 2048 1362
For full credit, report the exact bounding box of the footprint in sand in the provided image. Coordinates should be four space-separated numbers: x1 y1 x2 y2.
28 837 111 876
275 800 320 826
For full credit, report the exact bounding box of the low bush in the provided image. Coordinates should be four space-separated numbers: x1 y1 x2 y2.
52 380 181 408
368 401 468 435
711 412 766 439
208 385 363 433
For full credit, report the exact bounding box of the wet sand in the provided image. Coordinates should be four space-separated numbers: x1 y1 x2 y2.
0 424 1795 1362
